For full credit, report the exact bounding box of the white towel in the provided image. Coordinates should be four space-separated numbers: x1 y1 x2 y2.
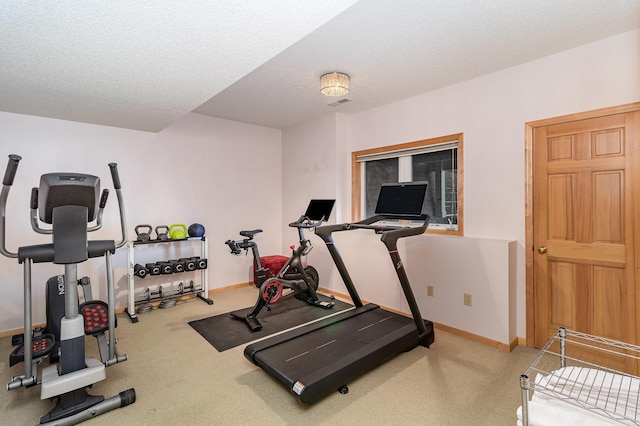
516 396 622 425
517 367 640 425
535 367 640 418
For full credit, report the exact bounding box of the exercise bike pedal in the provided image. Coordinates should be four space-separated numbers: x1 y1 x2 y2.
9 333 55 367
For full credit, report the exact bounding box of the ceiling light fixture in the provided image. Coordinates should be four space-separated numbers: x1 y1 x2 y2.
320 72 350 97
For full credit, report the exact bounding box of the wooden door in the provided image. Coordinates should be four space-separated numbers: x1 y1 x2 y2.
528 105 640 358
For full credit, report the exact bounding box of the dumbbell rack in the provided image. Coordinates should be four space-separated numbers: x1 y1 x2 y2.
125 236 213 323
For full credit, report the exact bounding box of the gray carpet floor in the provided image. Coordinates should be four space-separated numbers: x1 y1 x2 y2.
0 285 538 425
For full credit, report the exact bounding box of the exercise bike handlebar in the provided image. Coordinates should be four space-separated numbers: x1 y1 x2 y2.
225 238 257 255
288 215 325 229
225 239 242 255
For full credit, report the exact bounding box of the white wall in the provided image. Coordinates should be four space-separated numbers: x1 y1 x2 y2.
1 29 637 343
281 113 338 233
0 112 282 332
283 29 640 345
405 236 517 345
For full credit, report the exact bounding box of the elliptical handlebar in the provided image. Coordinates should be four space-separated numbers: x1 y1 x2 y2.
108 163 128 248
2 154 21 186
0 155 22 258
108 162 122 190
0 155 129 256
85 189 109 233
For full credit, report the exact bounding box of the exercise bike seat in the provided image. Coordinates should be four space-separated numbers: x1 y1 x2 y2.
239 229 263 239
9 333 55 367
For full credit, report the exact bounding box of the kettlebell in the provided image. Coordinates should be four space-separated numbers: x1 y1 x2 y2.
188 223 205 238
155 225 170 241
169 223 187 240
135 224 152 243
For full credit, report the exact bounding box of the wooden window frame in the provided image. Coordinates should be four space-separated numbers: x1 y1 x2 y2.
351 132 464 236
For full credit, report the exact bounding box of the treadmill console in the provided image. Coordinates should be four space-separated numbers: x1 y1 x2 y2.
374 181 427 218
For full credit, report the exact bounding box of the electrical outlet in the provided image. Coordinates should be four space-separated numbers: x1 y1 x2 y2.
464 293 472 307
427 285 434 297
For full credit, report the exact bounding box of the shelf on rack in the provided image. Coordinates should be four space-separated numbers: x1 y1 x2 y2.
519 328 640 425
125 237 213 323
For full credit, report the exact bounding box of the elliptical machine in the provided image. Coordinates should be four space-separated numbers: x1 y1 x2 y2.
0 154 135 424
224 199 336 332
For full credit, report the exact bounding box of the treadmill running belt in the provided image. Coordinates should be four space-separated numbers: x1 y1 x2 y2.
245 304 432 404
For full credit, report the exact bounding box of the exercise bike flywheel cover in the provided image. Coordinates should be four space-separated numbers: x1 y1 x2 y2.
260 279 283 304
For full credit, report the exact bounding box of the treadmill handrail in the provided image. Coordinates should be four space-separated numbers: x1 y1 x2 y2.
315 213 430 315
315 213 429 242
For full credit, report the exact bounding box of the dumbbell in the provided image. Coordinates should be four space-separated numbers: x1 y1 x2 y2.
158 261 174 274
179 257 197 271
184 280 196 292
169 259 186 273
145 286 166 300
134 263 149 279
136 286 164 303
191 256 208 270
177 281 198 295
145 263 162 275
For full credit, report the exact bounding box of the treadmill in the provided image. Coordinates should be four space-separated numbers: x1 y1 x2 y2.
244 181 434 404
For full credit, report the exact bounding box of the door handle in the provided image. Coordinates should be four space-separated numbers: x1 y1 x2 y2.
538 246 547 254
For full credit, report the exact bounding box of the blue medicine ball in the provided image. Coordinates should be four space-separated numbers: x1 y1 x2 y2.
188 223 205 238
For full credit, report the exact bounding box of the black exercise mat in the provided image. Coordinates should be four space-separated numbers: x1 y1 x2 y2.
188 294 352 352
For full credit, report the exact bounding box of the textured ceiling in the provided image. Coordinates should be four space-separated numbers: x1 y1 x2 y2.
0 1 359 132
2 1 640 132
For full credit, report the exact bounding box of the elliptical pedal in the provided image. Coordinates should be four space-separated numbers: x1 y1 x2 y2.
80 301 111 335
9 334 55 367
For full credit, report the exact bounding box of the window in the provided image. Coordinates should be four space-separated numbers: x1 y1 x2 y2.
352 133 463 235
